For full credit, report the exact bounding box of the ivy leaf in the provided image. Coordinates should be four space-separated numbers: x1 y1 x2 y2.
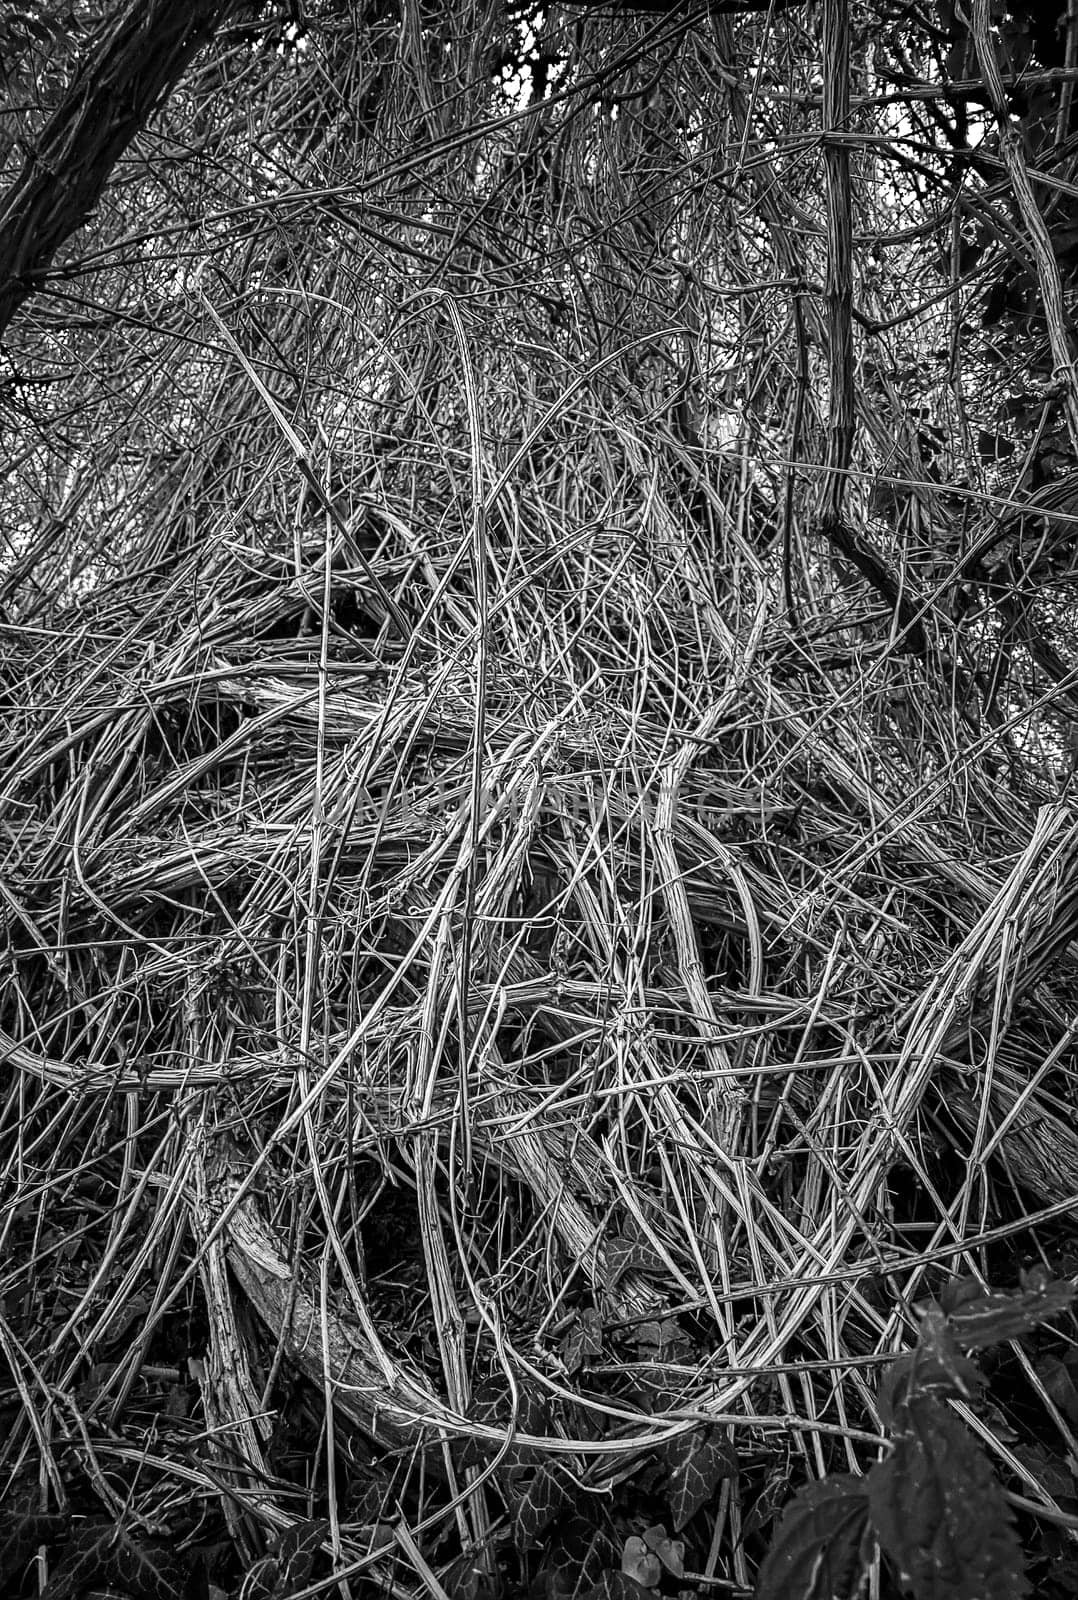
515 1377 554 1437
459 1374 548 1471
631 1318 691 1361
753 1474 870 1600
539 1514 616 1599
867 1394 1029 1600
504 1461 576 1550
660 1425 739 1531
604 1238 664 1290
560 1308 603 1375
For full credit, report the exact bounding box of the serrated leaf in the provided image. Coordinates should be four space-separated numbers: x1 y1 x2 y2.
39 1523 113 1600
504 1461 576 1550
947 1279 1076 1350
243 1550 281 1600
939 1277 985 1318
270 1517 327 1585
621 1536 661 1589
243 1519 328 1600
0 1511 69 1589
867 1394 1029 1600
104 1531 189 1600
880 1311 984 1429
915 1304 986 1396
41 1523 187 1600
753 1474 870 1600
878 1353 917 1432
660 1426 739 1531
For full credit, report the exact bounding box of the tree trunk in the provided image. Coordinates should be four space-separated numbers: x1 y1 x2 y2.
0 0 236 341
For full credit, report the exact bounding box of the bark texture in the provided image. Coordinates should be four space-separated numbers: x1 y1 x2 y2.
0 0 236 341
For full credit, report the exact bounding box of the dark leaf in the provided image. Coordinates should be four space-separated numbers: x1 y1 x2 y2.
468 1375 509 1427
348 1473 395 1523
660 1426 739 1531
753 1474 870 1600
604 1239 664 1290
439 1549 500 1600
0 1511 69 1590
40 1523 187 1600
104 1531 188 1600
469 1372 551 1436
268 1518 327 1587
867 1394 1029 1600
459 1375 548 1470
244 1519 328 1600
242 1549 281 1600
977 430 1016 460
28 14 70 44
915 1304 985 1395
878 1354 915 1431
580 1574 655 1600
630 1318 691 1361
623 1377 679 1417
947 1278 1075 1350
1009 1438 1078 1503
740 1459 795 1542
561 1308 603 1374
504 1461 576 1550
516 1377 554 1437
939 1277 987 1317
879 1311 984 1429
1037 1354 1078 1430
539 1515 616 1599
39 1523 114 1600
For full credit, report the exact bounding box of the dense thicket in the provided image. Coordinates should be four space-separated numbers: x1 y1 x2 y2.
3 4 1078 1597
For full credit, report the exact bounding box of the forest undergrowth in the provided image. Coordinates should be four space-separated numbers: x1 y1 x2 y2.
3 3 1078 1597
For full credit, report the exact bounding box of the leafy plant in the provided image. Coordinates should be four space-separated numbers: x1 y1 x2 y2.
755 1276 1076 1600
36 1519 190 1600
658 1426 739 1533
240 1519 329 1600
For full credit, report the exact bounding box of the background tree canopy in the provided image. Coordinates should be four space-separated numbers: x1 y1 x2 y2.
3 3 1078 1597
